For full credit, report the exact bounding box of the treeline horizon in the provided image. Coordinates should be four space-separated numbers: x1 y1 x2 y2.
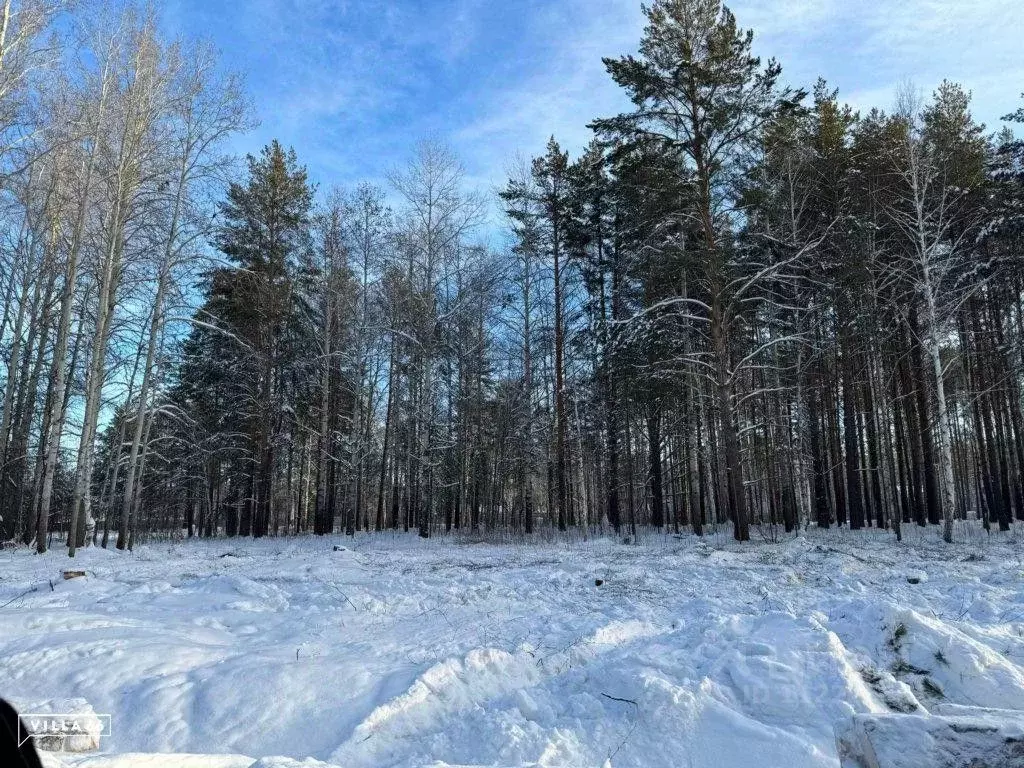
1 0 1023 555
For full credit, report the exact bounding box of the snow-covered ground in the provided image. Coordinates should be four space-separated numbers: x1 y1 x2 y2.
1 526 1023 768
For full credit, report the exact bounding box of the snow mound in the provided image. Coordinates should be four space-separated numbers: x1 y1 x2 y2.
836 710 1024 768
886 608 1024 710
4 530 1024 767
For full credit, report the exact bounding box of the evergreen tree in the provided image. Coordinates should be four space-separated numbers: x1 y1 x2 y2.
208 141 314 538
593 0 804 540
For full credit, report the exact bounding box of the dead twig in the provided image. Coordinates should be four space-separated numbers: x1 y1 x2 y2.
601 692 639 707
0 586 39 609
325 581 359 612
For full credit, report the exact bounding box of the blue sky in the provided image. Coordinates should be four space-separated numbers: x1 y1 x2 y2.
160 0 1023 200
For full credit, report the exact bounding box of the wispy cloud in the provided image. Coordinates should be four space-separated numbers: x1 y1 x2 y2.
733 0 1022 127
161 0 1023 207
454 0 642 190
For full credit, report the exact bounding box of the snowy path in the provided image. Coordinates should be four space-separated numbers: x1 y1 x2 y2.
1 528 1023 767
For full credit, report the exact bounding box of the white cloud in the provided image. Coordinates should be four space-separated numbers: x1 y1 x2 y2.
164 0 1022 206
734 0 1022 127
454 0 643 189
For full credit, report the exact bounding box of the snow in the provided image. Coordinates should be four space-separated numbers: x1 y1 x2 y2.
19 698 106 752
1 526 1023 768
836 710 1024 767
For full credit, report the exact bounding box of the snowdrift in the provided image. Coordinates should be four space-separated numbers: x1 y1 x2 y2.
2 528 1023 767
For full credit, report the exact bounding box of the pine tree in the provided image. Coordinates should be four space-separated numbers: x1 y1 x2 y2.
594 0 804 540
501 138 577 531
212 141 313 539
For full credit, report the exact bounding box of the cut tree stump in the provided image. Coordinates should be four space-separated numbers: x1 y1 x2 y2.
836 710 1024 768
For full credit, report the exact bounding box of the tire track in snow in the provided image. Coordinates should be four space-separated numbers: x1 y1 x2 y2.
330 620 664 766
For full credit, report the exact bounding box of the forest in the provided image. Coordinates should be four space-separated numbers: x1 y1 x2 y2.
0 0 1022 555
